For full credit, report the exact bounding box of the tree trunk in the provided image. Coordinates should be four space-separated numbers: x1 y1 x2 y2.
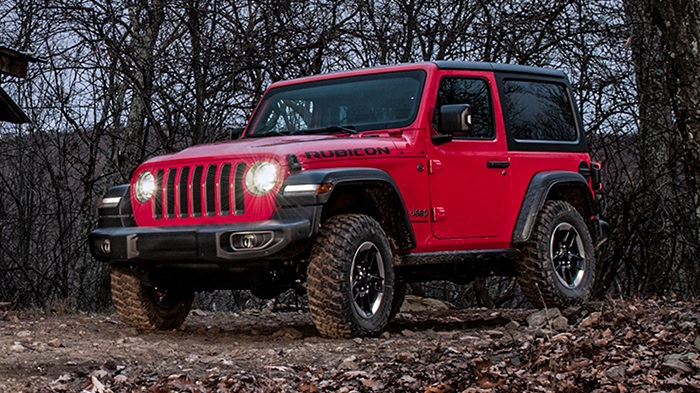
651 0 700 203
623 0 684 292
647 0 700 292
119 0 165 179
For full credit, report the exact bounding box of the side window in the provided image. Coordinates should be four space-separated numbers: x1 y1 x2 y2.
433 78 494 139
502 80 578 142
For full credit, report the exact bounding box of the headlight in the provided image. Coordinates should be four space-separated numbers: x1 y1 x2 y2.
134 171 156 203
245 161 278 196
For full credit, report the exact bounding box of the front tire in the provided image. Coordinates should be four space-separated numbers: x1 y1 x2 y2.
111 267 194 330
517 200 596 308
307 214 395 338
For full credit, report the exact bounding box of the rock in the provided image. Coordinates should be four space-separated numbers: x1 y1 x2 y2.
122 336 144 344
10 343 25 353
400 295 453 312
353 338 363 344
114 375 128 383
505 321 520 331
661 358 693 375
272 327 303 340
527 308 562 328
395 352 415 363
339 356 358 370
90 369 110 380
401 329 417 337
16 330 31 337
33 342 48 353
579 311 602 328
605 365 626 380
551 316 569 331
190 309 207 316
484 329 504 339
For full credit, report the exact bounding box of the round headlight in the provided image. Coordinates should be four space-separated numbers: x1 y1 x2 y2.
245 161 278 196
135 171 155 203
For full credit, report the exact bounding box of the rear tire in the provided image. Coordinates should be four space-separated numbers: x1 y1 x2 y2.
307 214 395 338
517 200 596 308
389 282 406 320
111 267 194 330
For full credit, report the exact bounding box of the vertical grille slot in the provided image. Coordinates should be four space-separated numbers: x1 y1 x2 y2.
166 169 177 218
219 164 232 216
150 162 246 220
154 169 164 219
234 163 246 215
178 167 190 218
205 165 217 217
191 165 203 217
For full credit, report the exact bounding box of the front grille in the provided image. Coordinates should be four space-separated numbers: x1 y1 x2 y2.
152 163 246 220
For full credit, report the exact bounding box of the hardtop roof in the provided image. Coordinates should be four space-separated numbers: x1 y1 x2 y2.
433 60 567 79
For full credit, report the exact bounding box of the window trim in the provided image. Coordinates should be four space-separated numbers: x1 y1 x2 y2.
433 76 496 141
496 73 588 153
247 70 427 136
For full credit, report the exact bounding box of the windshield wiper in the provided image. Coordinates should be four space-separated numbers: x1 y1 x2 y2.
244 130 293 138
245 125 358 138
301 125 358 135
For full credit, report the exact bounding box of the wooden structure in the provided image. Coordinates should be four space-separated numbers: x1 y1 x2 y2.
0 46 38 123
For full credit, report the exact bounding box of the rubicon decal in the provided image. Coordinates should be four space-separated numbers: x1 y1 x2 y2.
304 147 391 159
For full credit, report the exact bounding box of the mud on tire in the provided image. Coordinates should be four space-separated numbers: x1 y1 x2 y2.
111 267 194 330
307 214 395 338
517 200 596 309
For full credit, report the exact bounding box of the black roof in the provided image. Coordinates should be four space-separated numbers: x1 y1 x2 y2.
433 61 567 79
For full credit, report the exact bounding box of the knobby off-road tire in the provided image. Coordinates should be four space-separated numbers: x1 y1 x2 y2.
517 200 596 309
307 214 395 338
389 282 406 321
111 267 194 331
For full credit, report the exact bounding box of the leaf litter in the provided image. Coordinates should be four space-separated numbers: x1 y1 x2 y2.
0 297 698 392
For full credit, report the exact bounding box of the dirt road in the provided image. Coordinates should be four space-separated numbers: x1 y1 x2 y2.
1 298 698 392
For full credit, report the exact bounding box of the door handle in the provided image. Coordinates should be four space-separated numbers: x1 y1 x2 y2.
487 160 510 169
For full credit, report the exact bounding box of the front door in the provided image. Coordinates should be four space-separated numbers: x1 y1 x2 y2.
428 72 512 239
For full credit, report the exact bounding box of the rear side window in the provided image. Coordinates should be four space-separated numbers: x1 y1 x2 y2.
502 80 578 142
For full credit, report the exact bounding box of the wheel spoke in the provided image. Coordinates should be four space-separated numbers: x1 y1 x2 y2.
570 253 584 265
566 266 575 284
565 229 578 248
552 259 564 272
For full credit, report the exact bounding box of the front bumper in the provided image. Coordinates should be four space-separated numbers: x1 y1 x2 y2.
89 218 313 264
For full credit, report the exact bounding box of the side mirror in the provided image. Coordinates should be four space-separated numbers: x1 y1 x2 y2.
230 127 245 140
440 104 472 135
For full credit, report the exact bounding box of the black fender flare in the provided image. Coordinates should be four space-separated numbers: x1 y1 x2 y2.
276 168 416 250
512 171 596 244
97 184 135 228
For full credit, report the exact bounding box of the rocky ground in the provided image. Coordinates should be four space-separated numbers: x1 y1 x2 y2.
0 296 699 392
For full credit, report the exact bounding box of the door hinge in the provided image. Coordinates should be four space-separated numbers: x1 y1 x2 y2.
429 159 442 174
432 207 446 222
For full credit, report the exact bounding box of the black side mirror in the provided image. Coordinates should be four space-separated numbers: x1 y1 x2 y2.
230 127 245 140
440 104 472 134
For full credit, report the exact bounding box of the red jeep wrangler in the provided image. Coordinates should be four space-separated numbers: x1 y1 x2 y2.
90 62 606 338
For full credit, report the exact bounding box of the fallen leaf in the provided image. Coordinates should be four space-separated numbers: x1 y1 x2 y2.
424 383 452 393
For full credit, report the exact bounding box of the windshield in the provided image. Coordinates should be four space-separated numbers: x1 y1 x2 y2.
246 70 426 137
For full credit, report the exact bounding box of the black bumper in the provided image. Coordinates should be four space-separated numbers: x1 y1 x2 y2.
89 218 313 264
